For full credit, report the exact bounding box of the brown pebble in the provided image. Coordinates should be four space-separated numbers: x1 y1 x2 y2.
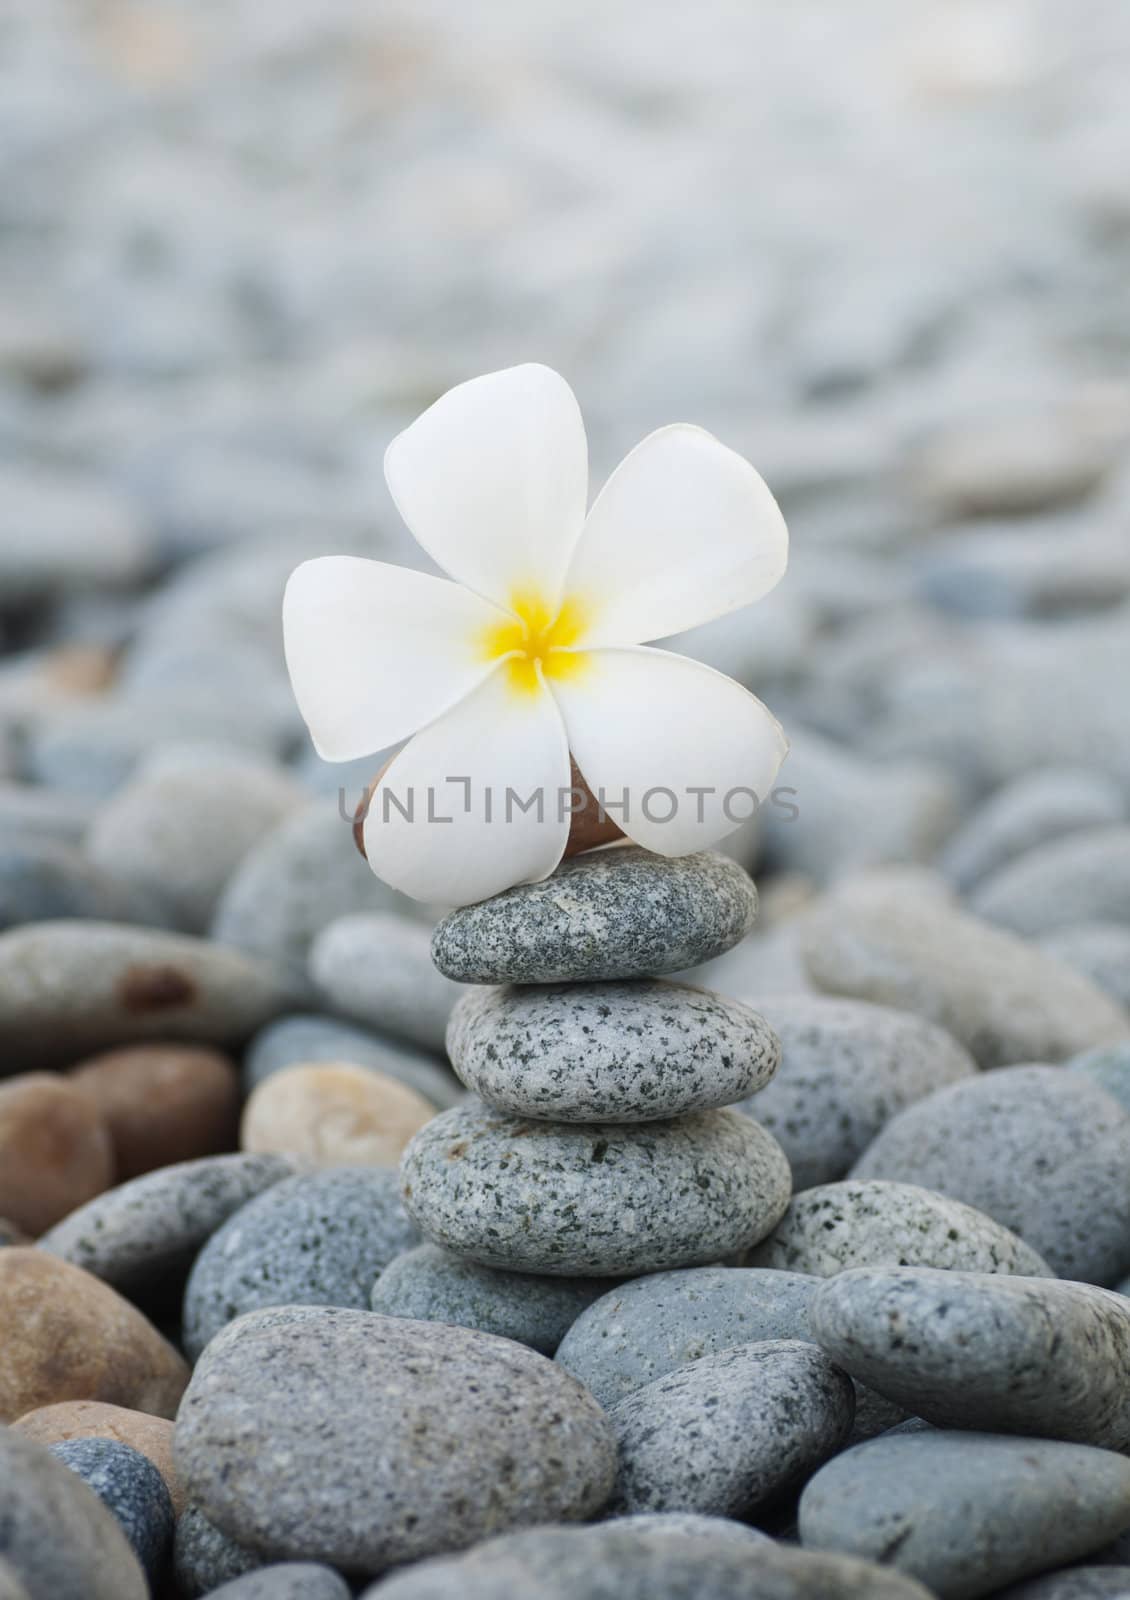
11 1399 184 1513
68 1044 240 1179
0 1249 189 1423
241 1061 435 1168
0 1074 115 1236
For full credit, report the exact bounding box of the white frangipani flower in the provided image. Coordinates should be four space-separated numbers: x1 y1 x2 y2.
283 364 788 907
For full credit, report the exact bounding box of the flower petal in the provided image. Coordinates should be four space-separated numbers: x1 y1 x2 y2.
283 556 510 761
363 665 571 906
551 646 788 856
383 364 588 614
563 424 788 646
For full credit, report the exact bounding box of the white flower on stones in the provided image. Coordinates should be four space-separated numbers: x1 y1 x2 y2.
283 364 788 907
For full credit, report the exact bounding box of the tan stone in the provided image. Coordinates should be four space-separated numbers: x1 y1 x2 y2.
0 1074 115 1235
11 1399 184 1513
241 1061 435 1168
0 1249 189 1422
68 1043 240 1179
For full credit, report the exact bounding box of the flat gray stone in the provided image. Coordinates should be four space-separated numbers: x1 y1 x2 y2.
208 1565 352 1600
1043 923 1130 1012
446 980 779 1122
430 848 759 984
0 837 164 933
799 1431 1130 1600
400 1102 791 1275
242 1013 462 1107
970 826 1130 939
182 1167 419 1359
851 1065 1130 1283
310 911 465 1053
811 1267 1130 1451
608 1339 854 1517
749 1181 1052 1277
174 1507 263 1598
939 769 1127 893
0 1429 147 1600
370 1243 606 1354
993 1571 1130 1599
40 1152 297 1293
729 995 976 1188
175 1305 616 1573
49 1438 174 1583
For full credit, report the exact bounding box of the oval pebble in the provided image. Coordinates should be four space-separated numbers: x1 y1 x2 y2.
0 1074 115 1235
241 1061 435 1167
68 1043 240 1178
49 1437 174 1583
208 1566 351 1600
400 1102 791 1276
1042 923 1130 1012
431 847 759 984
608 1339 854 1517
175 1305 616 1573
242 1013 462 1107
175 1507 264 1599
0 836 162 931
446 980 779 1122
181 1166 419 1359
970 826 1130 939
12 1400 182 1513
310 911 465 1053
939 769 1127 893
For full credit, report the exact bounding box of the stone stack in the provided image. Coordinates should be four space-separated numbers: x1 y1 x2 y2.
397 846 793 1285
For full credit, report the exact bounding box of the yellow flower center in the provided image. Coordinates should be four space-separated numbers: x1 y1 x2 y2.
480 590 590 696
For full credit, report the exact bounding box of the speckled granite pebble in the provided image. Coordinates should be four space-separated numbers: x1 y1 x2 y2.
799 1431 1130 1600
749 1180 1052 1277
447 980 779 1122
852 1065 1130 1283
729 995 977 1188
243 1013 462 1107
371 1242 606 1354
49 1438 174 1583
811 1267 1130 1451
181 1166 419 1359
400 1102 791 1275
431 848 759 984
609 1339 854 1517
207 1564 352 1600
40 1152 297 1294
175 1305 616 1573
363 1523 935 1600
174 1507 263 1599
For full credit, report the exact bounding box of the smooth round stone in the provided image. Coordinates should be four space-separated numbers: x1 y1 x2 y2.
431 847 759 984
181 1166 420 1359
13 1400 181 1513
604 1513 770 1546
811 1267 1130 1451
939 769 1127 892
175 1305 617 1573
801 876 1129 1068
400 1103 791 1276
1071 1041 1130 1113
39 1152 297 1296
310 912 465 1053
799 1431 1130 1599
609 1340 854 1517
241 1061 435 1167
851 1065 1130 1283
243 1013 462 1108
175 1507 264 1598
364 1524 935 1600
371 1242 606 1354
0 1249 189 1422
970 826 1130 939
729 995 976 1189
0 921 296 1069
992 1572 1130 1599
0 1074 115 1234
0 1428 147 1600
49 1438 174 1582
1042 923 1130 1012
208 1567 352 1600
749 1181 1053 1278
68 1044 240 1178
447 981 779 1123
0 837 163 932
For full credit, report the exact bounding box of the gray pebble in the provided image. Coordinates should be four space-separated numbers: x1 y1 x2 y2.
970 827 1130 939
992 1571 1130 1599
175 1305 616 1573
0 783 88 850
243 1012 462 1107
0 837 165 932
174 1507 264 1599
802 875 1128 1068
49 1438 174 1583
1042 923 1130 1012
0 920 297 1069
811 1267 1130 1451
852 1065 1130 1283
371 1242 606 1354
730 994 976 1188
400 1102 791 1275
431 847 759 984
0 1559 30 1600
310 911 465 1053
0 1429 146 1600
604 1513 771 1545
446 980 779 1122
749 1180 1052 1278
207 1565 352 1600
39 1152 297 1294
939 770 1127 892
799 1430 1130 1600
0 466 152 605
608 1339 854 1517
1071 1041 1130 1113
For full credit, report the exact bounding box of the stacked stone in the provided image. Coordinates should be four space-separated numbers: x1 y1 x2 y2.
395 846 793 1298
